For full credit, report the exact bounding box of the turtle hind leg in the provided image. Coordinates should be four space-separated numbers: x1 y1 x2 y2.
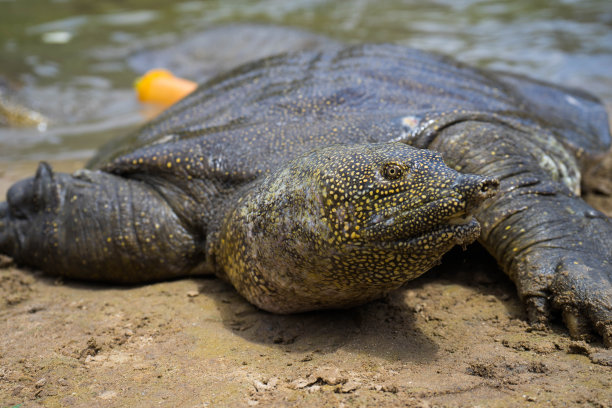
0 162 208 283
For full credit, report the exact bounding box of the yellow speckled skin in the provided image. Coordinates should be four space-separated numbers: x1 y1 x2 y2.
217 143 495 312
1 44 611 343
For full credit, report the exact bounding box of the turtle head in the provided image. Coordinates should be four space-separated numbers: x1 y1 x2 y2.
216 142 498 313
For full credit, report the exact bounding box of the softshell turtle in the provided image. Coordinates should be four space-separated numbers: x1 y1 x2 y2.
1 44 611 345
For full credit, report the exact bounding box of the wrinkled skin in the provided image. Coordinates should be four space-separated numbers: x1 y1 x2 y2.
1 44 611 345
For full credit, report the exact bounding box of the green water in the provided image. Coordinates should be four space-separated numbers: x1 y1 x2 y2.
1 0 611 162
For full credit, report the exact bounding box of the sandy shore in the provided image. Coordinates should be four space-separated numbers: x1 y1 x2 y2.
1 153 611 407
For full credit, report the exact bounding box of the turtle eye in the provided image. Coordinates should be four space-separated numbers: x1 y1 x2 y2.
381 163 404 180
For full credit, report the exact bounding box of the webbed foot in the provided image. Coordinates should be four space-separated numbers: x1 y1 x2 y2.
519 255 612 347
552 257 612 346
491 199 612 347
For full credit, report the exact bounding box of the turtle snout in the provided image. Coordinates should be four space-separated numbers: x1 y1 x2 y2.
453 174 499 212
474 176 499 200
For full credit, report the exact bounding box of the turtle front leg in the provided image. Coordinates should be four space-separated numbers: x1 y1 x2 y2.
0 163 207 283
429 121 612 346
482 184 612 345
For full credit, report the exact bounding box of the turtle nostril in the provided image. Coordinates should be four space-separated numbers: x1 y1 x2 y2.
460 176 500 212
479 178 499 197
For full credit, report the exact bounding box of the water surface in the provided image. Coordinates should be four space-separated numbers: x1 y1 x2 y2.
1 0 611 162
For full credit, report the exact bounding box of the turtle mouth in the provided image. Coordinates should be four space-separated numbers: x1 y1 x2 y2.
362 197 482 249
448 212 473 226
379 212 481 250
425 213 480 243
414 213 480 245
365 197 469 236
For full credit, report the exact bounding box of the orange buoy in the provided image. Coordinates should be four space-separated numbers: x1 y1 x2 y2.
134 69 197 108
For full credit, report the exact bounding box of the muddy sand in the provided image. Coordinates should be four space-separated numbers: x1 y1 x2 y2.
1 150 611 407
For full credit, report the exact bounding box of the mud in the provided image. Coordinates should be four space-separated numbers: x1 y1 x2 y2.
1 150 611 407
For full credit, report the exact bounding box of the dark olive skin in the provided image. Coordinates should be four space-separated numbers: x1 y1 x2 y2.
1 44 610 345
217 143 496 313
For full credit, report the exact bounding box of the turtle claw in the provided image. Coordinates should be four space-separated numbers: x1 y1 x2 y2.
602 323 612 348
524 293 600 343
562 308 593 342
524 295 552 330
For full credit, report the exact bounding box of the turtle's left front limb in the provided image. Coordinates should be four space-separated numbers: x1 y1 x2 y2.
428 121 612 346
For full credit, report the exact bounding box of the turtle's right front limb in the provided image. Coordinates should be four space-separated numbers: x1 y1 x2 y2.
0 163 205 283
482 182 612 345
428 121 612 346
